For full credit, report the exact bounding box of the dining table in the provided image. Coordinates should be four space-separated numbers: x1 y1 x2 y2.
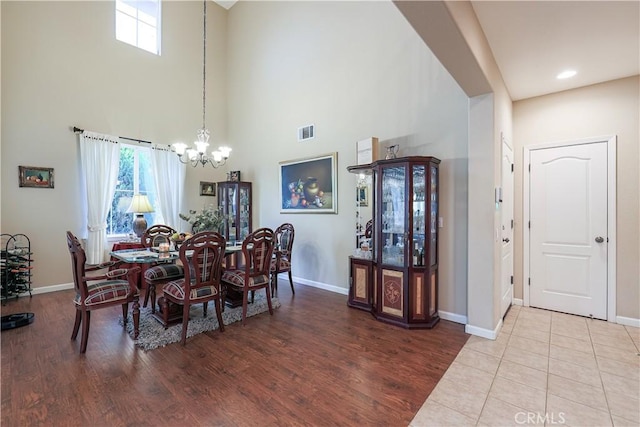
110 244 244 325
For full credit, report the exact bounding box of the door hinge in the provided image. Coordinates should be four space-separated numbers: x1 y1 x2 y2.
528 221 531 229
528 164 531 172
511 219 514 229
511 163 514 172
510 275 513 284
528 277 531 286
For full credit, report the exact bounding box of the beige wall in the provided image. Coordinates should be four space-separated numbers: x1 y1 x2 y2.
513 76 640 319
226 1 470 315
1 1 229 287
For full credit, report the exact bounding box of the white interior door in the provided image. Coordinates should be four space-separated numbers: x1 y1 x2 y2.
529 142 608 319
500 139 514 318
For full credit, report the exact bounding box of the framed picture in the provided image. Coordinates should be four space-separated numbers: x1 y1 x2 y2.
279 152 337 213
199 181 216 196
357 186 368 207
229 170 241 182
19 166 54 188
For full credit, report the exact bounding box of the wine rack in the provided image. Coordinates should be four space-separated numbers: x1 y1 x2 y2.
1 234 33 304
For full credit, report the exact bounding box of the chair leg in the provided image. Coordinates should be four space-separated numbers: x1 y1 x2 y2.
203 301 208 317
71 310 81 340
265 287 273 315
288 270 294 295
132 298 140 339
149 283 157 314
80 311 91 353
241 289 249 325
160 297 170 329
180 303 189 346
143 281 151 308
122 303 128 327
215 299 225 332
271 271 278 297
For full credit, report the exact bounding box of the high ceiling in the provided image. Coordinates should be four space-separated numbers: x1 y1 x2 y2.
216 1 639 101
471 1 640 101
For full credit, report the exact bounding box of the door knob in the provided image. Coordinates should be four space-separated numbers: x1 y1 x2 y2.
595 236 604 243
502 238 510 243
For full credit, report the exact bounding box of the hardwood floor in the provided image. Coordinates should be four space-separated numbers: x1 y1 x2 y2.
1 284 469 426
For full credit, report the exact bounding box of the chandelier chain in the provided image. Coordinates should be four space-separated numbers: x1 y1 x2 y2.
202 0 207 130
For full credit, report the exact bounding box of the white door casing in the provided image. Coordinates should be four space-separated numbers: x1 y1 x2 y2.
501 136 514 318
524 137 616 320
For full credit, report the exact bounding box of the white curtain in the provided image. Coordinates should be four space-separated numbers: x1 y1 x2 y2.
79 131 121 264
151 145 185 229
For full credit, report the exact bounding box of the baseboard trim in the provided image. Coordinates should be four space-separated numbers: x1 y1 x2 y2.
513 298 523 306
616 316 640 328
30 283 74 295
465 318 502 340
439 311 467 325
290 275 349 296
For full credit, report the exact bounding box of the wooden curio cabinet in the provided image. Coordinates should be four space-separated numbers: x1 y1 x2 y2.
348 156 440 329
217 181 252 268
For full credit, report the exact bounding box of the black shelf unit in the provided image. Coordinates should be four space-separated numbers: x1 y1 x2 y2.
1 234 33 304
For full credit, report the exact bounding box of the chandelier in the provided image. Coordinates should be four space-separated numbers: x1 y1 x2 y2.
173 0 231 168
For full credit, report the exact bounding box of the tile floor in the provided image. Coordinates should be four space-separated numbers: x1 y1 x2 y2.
410 305 640 426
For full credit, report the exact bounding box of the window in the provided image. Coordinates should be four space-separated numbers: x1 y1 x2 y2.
108 145 162 237
115 0 162 55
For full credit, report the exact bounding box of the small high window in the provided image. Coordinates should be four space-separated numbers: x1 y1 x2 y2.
116 0 161 55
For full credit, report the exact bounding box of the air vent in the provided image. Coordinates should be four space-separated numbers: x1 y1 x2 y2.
297 124 315 142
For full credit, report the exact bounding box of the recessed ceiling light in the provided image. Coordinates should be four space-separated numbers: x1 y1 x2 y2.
557 70 577 79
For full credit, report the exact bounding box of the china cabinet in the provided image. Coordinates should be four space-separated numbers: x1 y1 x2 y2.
218 181 252 268
347 156 440 328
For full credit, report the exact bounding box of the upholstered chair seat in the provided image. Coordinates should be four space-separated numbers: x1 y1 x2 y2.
220 228 276 325
141 225 185 313
66 231 140 353
270 223 295 297
159 231 227 345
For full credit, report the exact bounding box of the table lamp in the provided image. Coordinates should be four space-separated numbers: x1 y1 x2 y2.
126 194 154 238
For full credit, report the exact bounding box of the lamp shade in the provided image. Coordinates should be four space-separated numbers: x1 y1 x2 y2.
126 194 154 214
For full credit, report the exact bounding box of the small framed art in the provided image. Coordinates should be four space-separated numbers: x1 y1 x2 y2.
19 166 54 188
199 181 216 196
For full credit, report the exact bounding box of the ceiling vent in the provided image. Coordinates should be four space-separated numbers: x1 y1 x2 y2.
297 124 315 142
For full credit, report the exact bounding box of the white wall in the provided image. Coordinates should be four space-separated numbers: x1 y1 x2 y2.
227 1 470 315
514 76 640 319
1 1 228 286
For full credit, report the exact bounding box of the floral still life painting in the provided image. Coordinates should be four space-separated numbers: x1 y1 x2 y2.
279 153 337 214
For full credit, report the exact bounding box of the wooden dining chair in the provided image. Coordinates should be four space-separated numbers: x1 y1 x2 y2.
159 231 227 345
221 228 276 325
66 231 140 353
142 224 185 313
270 223 295 297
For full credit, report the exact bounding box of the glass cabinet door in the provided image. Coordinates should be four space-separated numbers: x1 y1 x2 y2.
226 186 237 242
412 165 426 267
429 165 438 266
381 165 405 266
238 185 251 241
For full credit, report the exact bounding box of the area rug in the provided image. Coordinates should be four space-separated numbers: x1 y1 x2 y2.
120 295 280 351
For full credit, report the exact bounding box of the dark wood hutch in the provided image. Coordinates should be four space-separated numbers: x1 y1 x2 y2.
347 156 440 328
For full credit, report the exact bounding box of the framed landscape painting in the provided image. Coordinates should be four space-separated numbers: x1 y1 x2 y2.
19 166 54 188
279 152 337 214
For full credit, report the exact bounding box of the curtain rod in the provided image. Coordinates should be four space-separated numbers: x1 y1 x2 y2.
72 126 152 145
